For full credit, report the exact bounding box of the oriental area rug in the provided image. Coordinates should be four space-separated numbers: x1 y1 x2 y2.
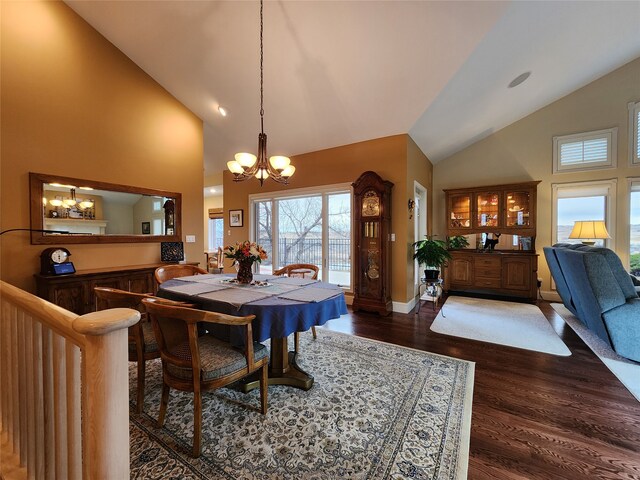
129 330 475 479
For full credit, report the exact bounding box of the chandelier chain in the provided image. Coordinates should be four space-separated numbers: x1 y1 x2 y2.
259 0 264 128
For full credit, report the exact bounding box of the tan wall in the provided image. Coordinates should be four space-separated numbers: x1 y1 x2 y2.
433 57 640 293
223 134 419 303
1 1 204 291
406 136 434 299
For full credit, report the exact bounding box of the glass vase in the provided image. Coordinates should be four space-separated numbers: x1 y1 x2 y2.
236 259 254 284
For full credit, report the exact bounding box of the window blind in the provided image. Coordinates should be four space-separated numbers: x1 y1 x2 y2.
559 137 608 165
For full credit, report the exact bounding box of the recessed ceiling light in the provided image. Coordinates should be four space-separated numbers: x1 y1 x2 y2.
508 72 531 89
218 106 227 117
209 188 216 193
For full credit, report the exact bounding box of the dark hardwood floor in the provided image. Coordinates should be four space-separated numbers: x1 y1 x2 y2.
319 298 640 480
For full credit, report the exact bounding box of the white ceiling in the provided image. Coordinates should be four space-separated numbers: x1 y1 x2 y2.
66 1 640 173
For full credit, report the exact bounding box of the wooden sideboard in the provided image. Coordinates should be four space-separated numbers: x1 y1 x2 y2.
35 263 175 315
444 251 538 301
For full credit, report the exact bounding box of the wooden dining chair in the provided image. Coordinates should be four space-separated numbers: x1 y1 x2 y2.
205 247 224 274
142 297 269 457
94 287 192 414
273 263 320 353
154 264 208 285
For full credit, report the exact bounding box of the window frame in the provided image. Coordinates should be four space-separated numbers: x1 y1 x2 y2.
552 127 618 174
551 179 617 251
249 182 354 291
629 101 640 166
627 177 640 272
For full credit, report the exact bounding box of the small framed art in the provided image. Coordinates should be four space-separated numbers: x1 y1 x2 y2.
229 209 243 227
141 222 151 234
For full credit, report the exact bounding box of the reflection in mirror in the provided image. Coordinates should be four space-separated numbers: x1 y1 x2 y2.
452 234 530 251
30 172 181 245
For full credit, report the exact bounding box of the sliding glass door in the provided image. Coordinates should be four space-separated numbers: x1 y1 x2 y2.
251 185 352 289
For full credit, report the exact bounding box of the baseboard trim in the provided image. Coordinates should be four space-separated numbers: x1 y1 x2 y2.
392 298 417 314
540 290 561 302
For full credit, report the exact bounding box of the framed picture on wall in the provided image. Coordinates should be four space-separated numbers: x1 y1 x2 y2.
229 209 243 227
141 222 150 234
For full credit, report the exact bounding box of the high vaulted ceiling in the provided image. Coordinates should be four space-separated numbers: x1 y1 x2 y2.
66 1 640 175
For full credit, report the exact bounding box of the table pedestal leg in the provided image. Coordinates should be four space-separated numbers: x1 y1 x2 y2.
238 337 314 392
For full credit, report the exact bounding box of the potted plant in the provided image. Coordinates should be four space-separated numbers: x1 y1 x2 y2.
447 235 470 250
413 236 452 280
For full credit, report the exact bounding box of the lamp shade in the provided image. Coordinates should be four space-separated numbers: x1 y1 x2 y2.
568 220 610 242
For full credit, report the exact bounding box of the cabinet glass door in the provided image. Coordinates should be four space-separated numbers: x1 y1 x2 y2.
476 192 500 227
505 191 531 227
449 194 471 229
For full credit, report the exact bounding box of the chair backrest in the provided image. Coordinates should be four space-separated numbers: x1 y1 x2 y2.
155 264 208 284
142 298 257 378
273 263 319 280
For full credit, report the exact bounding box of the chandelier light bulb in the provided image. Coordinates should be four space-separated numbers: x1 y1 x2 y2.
63 198 76 207
255 168 269 180
235 152 257 168
281 165 296 177
42 197 47 206
227 160 244 174
269 155 290 170
49 199 63 207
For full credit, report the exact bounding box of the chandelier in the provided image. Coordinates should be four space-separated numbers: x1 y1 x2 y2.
226 0 295 186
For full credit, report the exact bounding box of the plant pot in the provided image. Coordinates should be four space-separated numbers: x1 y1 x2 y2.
236 260 254 284
424 269 440 281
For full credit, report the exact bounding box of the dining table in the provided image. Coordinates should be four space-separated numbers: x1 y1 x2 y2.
157 273 348 391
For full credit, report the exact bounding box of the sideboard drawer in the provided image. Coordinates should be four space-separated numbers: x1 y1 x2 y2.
474 276 502 289
473 256 501 268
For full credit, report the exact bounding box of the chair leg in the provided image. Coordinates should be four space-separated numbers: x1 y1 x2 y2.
294 331 300 355
259 363 268 415
157 382 170 428
136 358 145 414
193 388 202 457
311 326 317 340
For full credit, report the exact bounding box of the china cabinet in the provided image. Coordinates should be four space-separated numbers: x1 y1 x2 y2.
443 181 540 301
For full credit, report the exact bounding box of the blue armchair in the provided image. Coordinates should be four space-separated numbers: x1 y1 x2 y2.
544 244 640 362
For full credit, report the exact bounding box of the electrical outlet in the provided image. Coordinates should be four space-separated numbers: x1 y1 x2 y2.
390 233 396 241
186 235 196 243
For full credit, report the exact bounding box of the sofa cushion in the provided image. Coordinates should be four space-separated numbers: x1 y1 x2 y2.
544 246 576 315
584 247 638 300
602 298 640 362
555 249 620 344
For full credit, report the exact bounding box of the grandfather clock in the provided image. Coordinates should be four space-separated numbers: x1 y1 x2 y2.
352 171 393 316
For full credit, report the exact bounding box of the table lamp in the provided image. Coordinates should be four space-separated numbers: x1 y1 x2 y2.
568 220 610 245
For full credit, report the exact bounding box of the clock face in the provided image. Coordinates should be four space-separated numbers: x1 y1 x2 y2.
362 192 380 217
51 249 69 264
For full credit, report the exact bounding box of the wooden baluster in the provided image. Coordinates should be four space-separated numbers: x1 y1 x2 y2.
0 300 8 434
52 333 68 479
42 326 54 480
18 311 27 466
10 304 19 454
66 342 82 480
25 316 36 478
32 321 45 479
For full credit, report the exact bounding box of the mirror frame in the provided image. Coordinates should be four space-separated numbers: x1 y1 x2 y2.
30 172 182 245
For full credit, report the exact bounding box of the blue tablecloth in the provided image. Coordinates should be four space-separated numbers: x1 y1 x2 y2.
157 275 348 345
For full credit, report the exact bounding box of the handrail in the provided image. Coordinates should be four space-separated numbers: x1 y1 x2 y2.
0 280 140 479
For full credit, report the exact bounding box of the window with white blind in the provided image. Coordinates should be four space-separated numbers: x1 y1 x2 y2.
629 101 640 165
553 128 617 173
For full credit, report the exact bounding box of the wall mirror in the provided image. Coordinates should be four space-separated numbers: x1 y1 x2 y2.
30 172 182 244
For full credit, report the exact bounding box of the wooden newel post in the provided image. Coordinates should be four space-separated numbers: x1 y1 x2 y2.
73 308 140 479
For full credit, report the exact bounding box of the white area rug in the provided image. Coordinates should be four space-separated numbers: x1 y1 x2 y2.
551 303 640 402
431 296 571 356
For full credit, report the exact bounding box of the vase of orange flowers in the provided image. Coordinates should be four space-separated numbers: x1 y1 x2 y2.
224 241 268 284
